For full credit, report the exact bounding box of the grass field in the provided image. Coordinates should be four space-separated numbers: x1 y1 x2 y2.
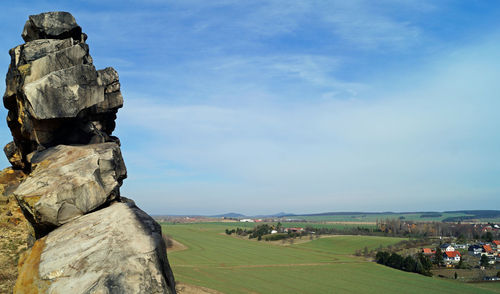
295 212 473 222
166 221 377 230
162 223 500 294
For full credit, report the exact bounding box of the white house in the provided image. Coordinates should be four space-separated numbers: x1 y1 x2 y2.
452 243 467 250
440 244 455 252
443 251 461 264
240 219 254 223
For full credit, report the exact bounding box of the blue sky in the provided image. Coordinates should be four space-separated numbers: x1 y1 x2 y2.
0 1 499 215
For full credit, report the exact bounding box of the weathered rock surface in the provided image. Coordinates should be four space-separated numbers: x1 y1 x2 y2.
24 64 104 119
4 141 24 170
14 143 126 233
15 199 176 294
4 12 122 170
22 12 82 42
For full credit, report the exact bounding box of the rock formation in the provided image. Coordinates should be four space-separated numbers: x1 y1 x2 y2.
1 11 176 293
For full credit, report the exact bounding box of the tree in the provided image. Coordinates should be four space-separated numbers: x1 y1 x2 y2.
434 247 443 267
387 253 404 270
480 254 490 267
403 256 416 272
363 246 369 257
484 232 493 242
376 251 390 265
417 253 432 272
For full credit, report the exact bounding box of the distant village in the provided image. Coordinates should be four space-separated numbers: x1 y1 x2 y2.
422 240 500 269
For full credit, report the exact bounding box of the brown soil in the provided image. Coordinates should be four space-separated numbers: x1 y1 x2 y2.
432 268 500 282
168 238 188 253
0 167 32 294
176 282 224 294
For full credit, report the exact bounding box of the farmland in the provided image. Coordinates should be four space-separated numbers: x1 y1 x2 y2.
289 211 500 223
161 222 499 294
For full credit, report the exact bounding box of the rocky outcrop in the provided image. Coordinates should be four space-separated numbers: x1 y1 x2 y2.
14 143 126 233
15 199 175 294
3 11 176 293
4 12 120 171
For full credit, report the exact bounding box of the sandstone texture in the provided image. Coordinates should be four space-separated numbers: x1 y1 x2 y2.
15 200 175 294
14 143 126 232
2 11 176 294
5 12 121 171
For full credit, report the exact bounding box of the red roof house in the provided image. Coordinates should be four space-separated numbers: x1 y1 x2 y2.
422 248 435 255
445 251 461 258
483 244 494 254
443 251 461 264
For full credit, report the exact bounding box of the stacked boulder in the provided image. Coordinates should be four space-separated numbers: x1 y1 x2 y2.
2 12 176 293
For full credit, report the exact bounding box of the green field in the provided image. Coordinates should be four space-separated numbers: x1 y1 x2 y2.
295 212 473 222
162 223 499 294
165 221 376 230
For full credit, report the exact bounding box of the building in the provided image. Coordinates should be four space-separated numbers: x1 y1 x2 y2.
482 244 495 257
440 244 455 252
421 248 435 256
468 245 483 256
240 219 254 223
443 251 461 265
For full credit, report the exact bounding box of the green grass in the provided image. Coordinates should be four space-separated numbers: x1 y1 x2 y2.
162 222 497 294
468 282 500 293
164 221 376 230
295 235 401 255
296 212 475 222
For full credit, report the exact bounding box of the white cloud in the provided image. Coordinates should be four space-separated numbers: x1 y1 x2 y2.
118 36 500 214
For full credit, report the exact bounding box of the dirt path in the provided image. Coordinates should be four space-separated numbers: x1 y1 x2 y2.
176 282 224 294
167 238 188 253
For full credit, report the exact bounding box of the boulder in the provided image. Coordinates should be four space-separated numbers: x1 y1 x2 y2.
14 143 126 234
14 199 176 294
22 12 82 42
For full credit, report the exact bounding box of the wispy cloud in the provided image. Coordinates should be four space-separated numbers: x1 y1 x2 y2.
1 1 499 214
117 36 500 214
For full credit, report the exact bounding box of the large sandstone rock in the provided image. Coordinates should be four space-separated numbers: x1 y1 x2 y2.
4 12 122 169
4 11 176 294
15 199 176 294
14 143 126 234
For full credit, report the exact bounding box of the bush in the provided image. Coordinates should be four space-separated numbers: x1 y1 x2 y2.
264 233 288 241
